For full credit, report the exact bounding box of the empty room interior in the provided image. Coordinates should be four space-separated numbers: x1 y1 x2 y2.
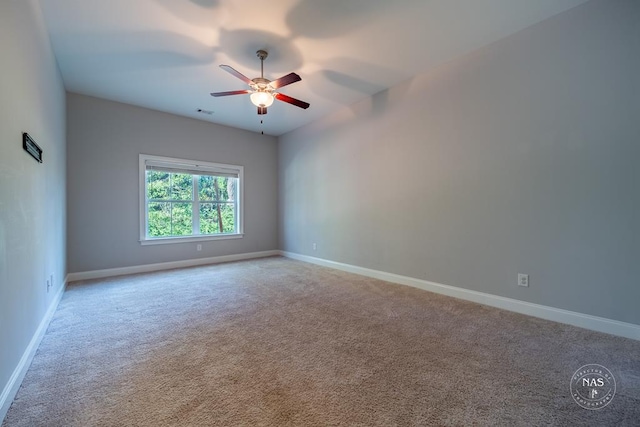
1 0 639 425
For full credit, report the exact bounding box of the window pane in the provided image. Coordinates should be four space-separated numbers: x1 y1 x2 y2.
171 173 193 201
148 202 171 237
148 202 193 237
199 176 235 202
147 171 170 200
217 177 229 201
199 202 235 234
220 203 235 233
226 177 236 202
198 175 216 201
171 203 192 236
199 202 219 234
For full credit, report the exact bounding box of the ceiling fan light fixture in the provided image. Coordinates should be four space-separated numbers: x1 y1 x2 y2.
250 91 274 107
211 50 309 115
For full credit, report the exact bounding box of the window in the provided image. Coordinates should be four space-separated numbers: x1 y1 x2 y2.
139 154 243 244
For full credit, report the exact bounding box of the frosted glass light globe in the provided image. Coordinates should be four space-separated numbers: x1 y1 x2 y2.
250 91 274 107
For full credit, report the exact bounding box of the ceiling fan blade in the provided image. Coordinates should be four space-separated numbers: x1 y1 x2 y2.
275 93 310 109
269 72 301 89
210 90 251 97
219 65 253 85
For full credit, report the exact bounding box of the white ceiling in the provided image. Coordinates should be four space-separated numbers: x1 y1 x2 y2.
39 0 589 136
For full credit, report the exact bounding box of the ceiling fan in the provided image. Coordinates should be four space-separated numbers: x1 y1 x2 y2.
211 50 310 115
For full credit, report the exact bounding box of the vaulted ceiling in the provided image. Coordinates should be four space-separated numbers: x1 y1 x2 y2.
39 0 589 136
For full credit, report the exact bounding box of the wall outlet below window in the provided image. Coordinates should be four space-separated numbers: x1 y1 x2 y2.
518 273 529 287
197 244 202 251
312 243 317 251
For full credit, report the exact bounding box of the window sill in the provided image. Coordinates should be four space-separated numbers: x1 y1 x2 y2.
139 233 244 246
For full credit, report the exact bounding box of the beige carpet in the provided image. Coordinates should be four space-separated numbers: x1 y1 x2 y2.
3 256 640 426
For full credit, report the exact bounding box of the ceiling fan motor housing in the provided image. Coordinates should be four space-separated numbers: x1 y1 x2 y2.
252 77 272 89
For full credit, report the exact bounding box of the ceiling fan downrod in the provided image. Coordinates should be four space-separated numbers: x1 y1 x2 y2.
257 50 268 79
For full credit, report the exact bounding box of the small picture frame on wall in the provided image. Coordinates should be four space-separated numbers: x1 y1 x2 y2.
23 132 43 163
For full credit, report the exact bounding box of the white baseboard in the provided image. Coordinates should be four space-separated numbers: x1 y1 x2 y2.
280 251 640 341
66 250 281 282
0 279 67 423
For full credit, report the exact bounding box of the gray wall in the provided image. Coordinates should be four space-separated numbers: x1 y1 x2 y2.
67 94 278 273
0 0 66 409
279 0 640 325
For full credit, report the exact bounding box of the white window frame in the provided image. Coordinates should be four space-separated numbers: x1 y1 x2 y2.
139 154 244 245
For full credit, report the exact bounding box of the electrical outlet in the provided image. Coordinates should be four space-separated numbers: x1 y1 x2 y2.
312 243 317 251
196 244 202 251
518 274 529 287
